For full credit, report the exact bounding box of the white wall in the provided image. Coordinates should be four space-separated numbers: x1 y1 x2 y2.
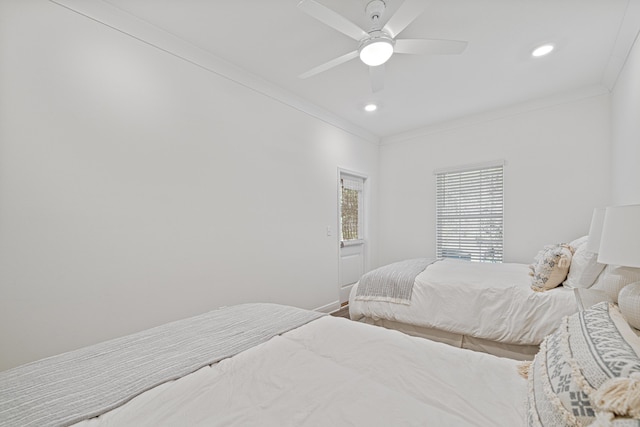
378 94 612 265
2 1 637 374
0 1 378 371
611 32 640 205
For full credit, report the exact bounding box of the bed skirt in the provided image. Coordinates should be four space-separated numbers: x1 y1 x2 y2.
356 316 539 361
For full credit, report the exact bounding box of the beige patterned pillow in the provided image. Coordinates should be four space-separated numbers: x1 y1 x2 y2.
531 244 573 291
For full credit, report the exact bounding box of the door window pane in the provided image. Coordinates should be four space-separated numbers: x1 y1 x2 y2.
341 175 364 241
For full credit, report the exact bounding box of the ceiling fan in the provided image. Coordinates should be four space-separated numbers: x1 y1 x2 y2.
297 0 468 92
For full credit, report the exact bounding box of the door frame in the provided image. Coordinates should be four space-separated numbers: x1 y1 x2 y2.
337 168 369 305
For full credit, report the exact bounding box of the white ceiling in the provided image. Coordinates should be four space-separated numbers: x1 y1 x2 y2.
82 0 638 139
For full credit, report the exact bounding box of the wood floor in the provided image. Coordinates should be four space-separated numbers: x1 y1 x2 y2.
330 305 350 319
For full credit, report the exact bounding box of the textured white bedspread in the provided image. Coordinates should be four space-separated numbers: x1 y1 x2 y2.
350 259 578 345
75 316 527 427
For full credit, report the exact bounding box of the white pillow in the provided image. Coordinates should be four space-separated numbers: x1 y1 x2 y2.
562 239 606 289
568 235 588 249
591 264 640 303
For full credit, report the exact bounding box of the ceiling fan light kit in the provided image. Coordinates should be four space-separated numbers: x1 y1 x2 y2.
359 31 395 66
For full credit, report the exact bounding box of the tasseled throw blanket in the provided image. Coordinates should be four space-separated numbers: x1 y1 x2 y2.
0 303 324 427
355 258 436 305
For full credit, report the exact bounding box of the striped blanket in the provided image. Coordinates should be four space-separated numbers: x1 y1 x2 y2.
0 303 324 427
355 258 435 304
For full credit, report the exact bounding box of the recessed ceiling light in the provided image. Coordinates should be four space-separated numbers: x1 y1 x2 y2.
532 44 554 57
364 103 378 112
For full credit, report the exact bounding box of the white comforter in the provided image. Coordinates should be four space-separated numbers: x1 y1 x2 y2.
350 259 578 345
75 316 526 426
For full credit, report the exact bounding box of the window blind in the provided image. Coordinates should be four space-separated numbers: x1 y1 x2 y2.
436 164 504 262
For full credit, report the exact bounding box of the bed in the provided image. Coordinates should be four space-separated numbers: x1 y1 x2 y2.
349 236 615 360
1 301 639 427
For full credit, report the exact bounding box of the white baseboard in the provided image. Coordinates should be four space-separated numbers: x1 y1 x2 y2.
314 300 340 313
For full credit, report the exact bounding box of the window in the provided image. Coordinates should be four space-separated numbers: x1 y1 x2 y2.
340 175 364 242
435 162 504 262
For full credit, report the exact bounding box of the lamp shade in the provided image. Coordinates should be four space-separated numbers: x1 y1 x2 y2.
585 207 606 253
597 204 640 268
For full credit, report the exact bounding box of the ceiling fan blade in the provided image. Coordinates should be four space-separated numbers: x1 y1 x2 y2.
297 0 368 41
382 0 426 39
370 65 384 93
298 50 359 79
394 39 468 55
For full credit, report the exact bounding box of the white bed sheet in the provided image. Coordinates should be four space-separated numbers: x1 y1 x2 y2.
74 316 526 427
350 259 578 345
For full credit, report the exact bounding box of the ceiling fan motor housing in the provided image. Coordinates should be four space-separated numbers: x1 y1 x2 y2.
359 30 394 49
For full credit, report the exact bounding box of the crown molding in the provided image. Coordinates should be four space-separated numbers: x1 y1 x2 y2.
602 0 640 90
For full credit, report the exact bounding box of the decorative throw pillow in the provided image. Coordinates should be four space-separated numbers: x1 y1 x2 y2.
532 245 554 267
531 244 574 291
526 302 640 426
562 239 606 289
591 265 640 303
530 244 567 274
